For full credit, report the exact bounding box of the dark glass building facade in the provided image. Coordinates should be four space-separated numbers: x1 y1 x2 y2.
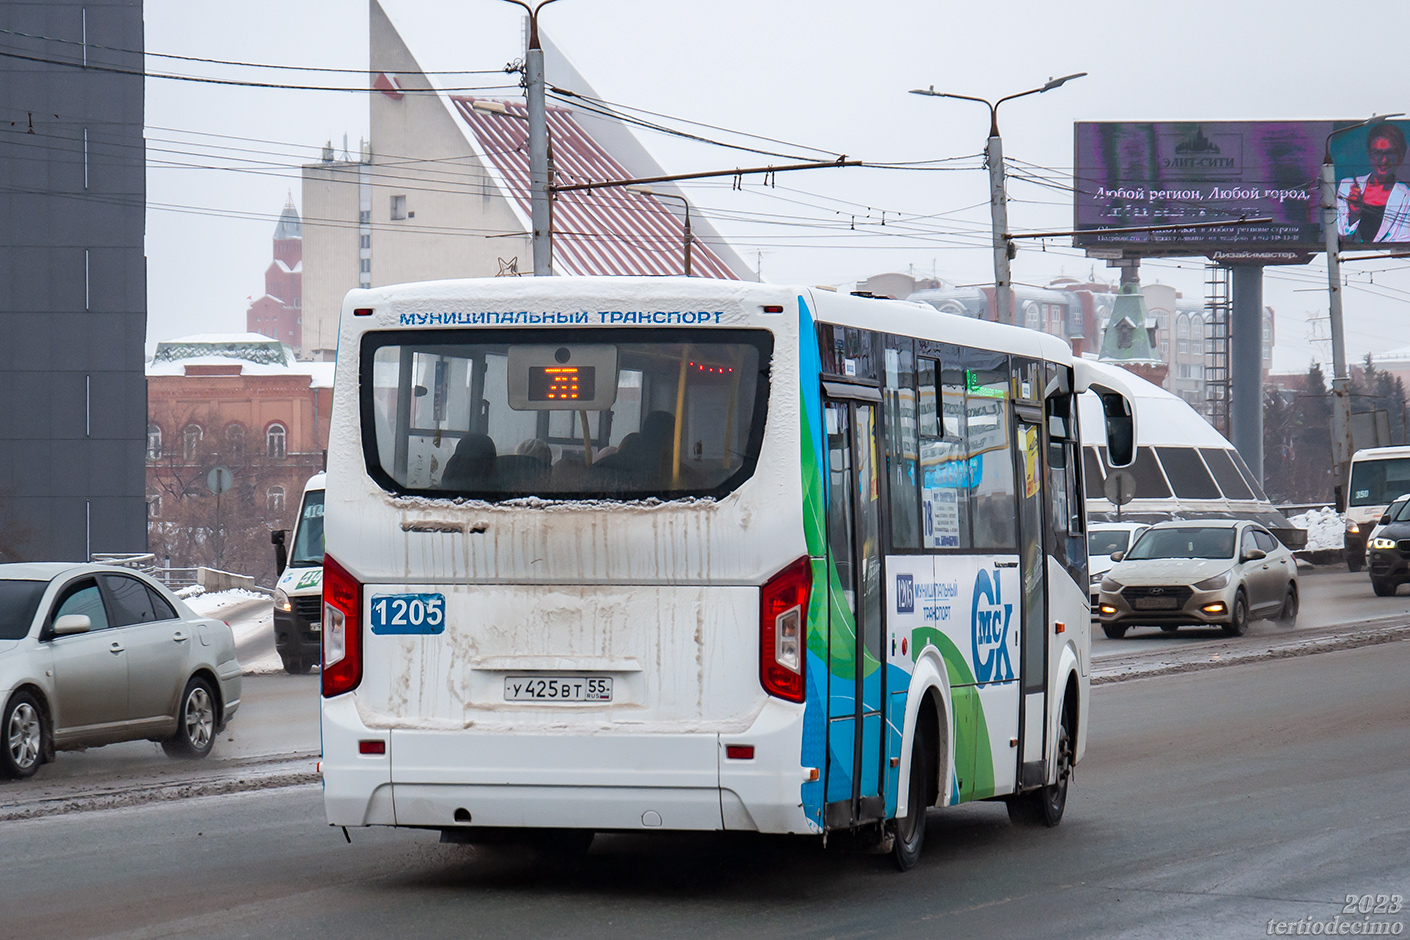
0 0 147 561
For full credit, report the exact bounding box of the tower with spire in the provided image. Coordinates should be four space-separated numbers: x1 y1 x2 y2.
247 194 305 354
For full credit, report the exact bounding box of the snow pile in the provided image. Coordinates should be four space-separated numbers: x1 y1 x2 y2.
1287 506 1345 552
184 587 269 616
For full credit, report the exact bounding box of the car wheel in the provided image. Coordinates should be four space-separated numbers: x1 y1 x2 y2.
1276 584 1299 627
162 677 216 760
1160 625 1180 633
1222 590 1249 637
2 691 46 780
1007 699 1075 828
891 739 929 871
1372 578 1397 597
1101 624 1127 639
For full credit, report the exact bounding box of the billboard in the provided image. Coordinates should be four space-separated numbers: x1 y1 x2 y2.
1328 119 1410 247
1075 119 1410 254
1074 121 1330 253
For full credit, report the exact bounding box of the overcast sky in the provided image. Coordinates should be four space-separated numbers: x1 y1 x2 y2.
143 0 1410 372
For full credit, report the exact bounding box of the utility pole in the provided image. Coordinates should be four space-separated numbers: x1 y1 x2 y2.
910 72 1085 325
1321 113 1402 507
986 129 1012 325
500 0 560 276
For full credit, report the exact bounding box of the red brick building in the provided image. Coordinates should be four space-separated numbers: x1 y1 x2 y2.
146 334 332 585
246 197 304 353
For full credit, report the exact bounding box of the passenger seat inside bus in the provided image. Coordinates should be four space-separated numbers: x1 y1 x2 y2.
441 433 497 489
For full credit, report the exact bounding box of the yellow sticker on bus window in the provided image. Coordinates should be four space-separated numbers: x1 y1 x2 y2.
1022 425 1040 498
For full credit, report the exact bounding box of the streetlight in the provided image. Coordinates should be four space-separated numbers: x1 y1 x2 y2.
1321 112 1404 507
910 72 1086 324
495 0 561 276
471 98 555 267
626 185 693 275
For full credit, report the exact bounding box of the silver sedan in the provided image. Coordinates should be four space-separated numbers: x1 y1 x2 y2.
1 564 242 779
1096 520 1299 638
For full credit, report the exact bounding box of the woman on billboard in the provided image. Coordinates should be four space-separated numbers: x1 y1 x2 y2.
1337 123 1410 244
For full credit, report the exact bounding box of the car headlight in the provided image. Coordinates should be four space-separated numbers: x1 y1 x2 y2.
1194 570 1233 591
1372 537 1397 550
273 588 292 612
1100 576 1123 592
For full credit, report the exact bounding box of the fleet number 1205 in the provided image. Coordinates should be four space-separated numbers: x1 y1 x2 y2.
369 593 446 635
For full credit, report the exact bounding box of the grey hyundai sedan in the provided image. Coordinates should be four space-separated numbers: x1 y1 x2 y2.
1 564 242 779
1096 520 1299 638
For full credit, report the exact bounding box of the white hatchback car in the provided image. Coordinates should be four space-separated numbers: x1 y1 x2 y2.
0 564 243 779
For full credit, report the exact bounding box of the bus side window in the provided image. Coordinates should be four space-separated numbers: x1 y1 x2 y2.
883 335 920 550
920 352 971 550
964 349 1016 551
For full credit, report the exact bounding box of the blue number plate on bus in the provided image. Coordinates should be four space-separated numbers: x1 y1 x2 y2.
369 594 446 635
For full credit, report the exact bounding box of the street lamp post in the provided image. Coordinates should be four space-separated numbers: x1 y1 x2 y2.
1321 113 1403 507
910 73 1086 325
497 0 560 276
626 185 692 275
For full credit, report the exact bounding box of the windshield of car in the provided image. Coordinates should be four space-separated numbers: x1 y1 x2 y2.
1089 529 1132 556
361 329 771 501
0 580 48 640
1349 457 1410 507
1390 498 1410 523
289 489 324 567
1126 527 1236 561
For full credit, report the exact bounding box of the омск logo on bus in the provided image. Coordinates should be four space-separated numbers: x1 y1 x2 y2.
971 569 1015 683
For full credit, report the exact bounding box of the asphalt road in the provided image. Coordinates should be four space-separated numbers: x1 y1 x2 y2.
5 633 1408 939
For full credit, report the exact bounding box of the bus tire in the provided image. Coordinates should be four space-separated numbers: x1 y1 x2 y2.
1221 590 1249 637
1347 554 1363 573
1101 624 1127 639
281 654 312 675
1006 700 1074 829
1160 625 1180 633
891 740 929 872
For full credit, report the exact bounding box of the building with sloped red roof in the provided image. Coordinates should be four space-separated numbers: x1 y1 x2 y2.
246 197 303 351
299 0 750 361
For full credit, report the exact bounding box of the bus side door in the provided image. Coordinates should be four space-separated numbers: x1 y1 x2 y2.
821 386 887 828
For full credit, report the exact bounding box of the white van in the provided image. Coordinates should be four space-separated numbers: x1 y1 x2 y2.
271 472 325 674
1344 447 1410 572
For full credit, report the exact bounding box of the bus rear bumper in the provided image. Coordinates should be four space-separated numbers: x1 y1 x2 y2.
321 695 814 834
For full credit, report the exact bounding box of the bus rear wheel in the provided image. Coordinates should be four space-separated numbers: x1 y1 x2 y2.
1007 702 1074 828
891 742 929 872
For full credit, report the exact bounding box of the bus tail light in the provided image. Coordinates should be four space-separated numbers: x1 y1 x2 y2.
322 554 364 697
760 556 811 703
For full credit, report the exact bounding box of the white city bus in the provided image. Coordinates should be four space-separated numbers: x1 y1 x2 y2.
320 277 1136 869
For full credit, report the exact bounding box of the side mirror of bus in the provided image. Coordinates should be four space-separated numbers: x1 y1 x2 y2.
1334 484 1346 513
1098 390 1136 468
1109 551 1124 563
271 529 288 576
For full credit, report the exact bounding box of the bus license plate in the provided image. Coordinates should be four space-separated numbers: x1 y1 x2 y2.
504 676 612 702
1134 597 1179 610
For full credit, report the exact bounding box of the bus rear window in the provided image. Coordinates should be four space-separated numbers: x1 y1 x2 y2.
359 328 772 501
1349 456 1410 507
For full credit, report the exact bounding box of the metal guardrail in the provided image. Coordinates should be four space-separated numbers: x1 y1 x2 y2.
1275 503 1335 516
